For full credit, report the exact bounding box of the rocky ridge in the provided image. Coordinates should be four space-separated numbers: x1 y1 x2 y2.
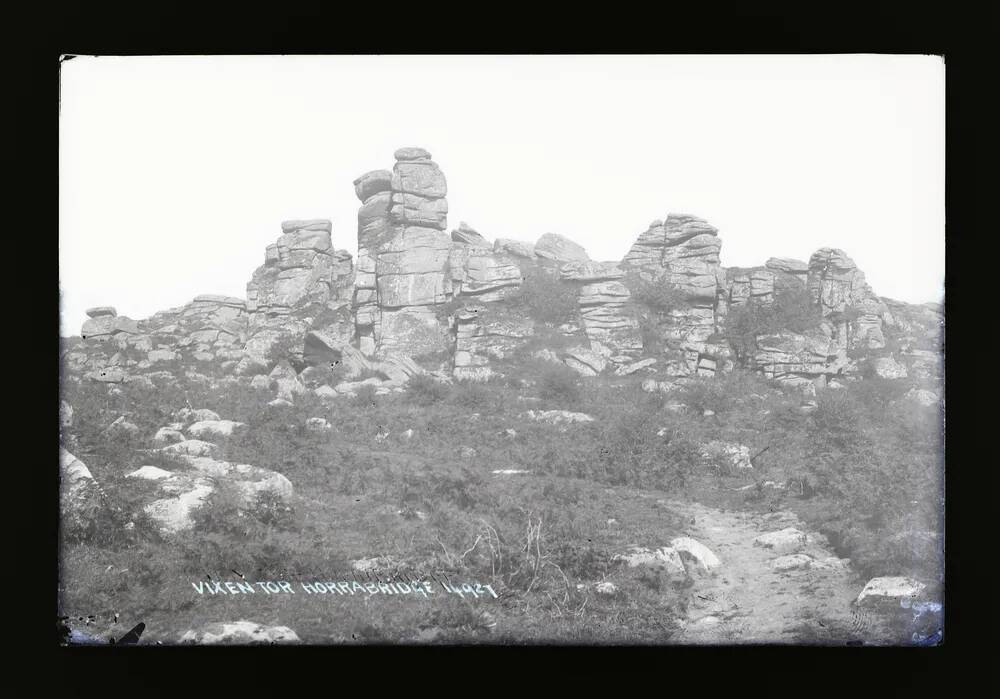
63 146 942 397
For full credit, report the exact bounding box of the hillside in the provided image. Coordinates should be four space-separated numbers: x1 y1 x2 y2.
58 146 944 645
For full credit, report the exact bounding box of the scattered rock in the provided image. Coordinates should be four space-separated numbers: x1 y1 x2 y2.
179 621 300 645
152 427 185 445
160 439 220 458
104 416 139 436
595 582 618 596
872 356 908 379
905 388 939 407
306 417 331 432
700 441 752 471
60 400 74 429
175 408 221 424
125 466 175 481
670 537 722 572
613 546 686 575
856 577 927 606
753 528 808 555
520 409 595 425
768 554 813 571
60 448 104 535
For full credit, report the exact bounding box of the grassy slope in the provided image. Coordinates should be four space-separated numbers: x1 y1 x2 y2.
59 358 943 644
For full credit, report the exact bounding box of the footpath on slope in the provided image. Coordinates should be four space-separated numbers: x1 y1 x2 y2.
660 499 919 645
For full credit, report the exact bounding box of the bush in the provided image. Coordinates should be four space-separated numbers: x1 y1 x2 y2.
405 374 452 405
506 266 579 325
625 271 689 315
725 287 823 364
536 363 582 404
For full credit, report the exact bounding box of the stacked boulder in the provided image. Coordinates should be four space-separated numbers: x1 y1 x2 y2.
807 248 889 351
448 234 522 302
560 261 642 366
353 148 452 359
242 219 354 370
80 307 139 342
352 169 393 355
447 223 531 380
143 295 248 364
621 214 725 374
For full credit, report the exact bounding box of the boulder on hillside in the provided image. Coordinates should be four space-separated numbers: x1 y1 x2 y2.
60 449 105 537
179 621 300 645
534 233 589 263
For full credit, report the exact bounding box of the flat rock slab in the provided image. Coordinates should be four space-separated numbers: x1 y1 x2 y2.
753 528 808 554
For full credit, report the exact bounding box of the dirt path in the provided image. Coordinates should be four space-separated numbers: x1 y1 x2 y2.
661 500 880 644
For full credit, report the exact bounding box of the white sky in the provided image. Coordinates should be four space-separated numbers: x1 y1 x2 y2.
59 54 945 335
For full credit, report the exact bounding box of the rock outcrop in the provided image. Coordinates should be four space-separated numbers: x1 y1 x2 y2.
807 248 889 351
534 233 590 263
243 219 354 370
621 214 724 374
353 149 452 359
63 145 941 410
451 221 490 248
560 261 642 361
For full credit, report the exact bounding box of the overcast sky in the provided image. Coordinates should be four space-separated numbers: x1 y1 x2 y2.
59 54 944 334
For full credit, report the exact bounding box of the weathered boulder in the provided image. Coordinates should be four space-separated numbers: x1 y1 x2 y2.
179 621 300 645
905 388 940 407
670 537 722 572
129 455 293 534
453 303 533 377
752 326 846 388
753 528 808 555
449 245 522 302
613 546 686 575
268 361 306 402
244 219 354 369
561 261 642 358
855 577 927 606
86 306 117 318
562 346 607 376
534 233 590 263
86 366 127 383
872 355 908 379
700 441 753 471
768 554 814 571
622 214 724 372
187 420 246 439
80 314 140 342
807 248 889 351
494 238 536 259
520 409 594 425
60 449 104 536
451 221 491 247
60 400 74 430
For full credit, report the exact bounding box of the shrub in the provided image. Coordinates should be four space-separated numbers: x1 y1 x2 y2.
725 287 823 364
405 374 452 405
506 266 579 325
450 380 492 409
536 363 582 404
625 271 689 315
593 406 703 490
